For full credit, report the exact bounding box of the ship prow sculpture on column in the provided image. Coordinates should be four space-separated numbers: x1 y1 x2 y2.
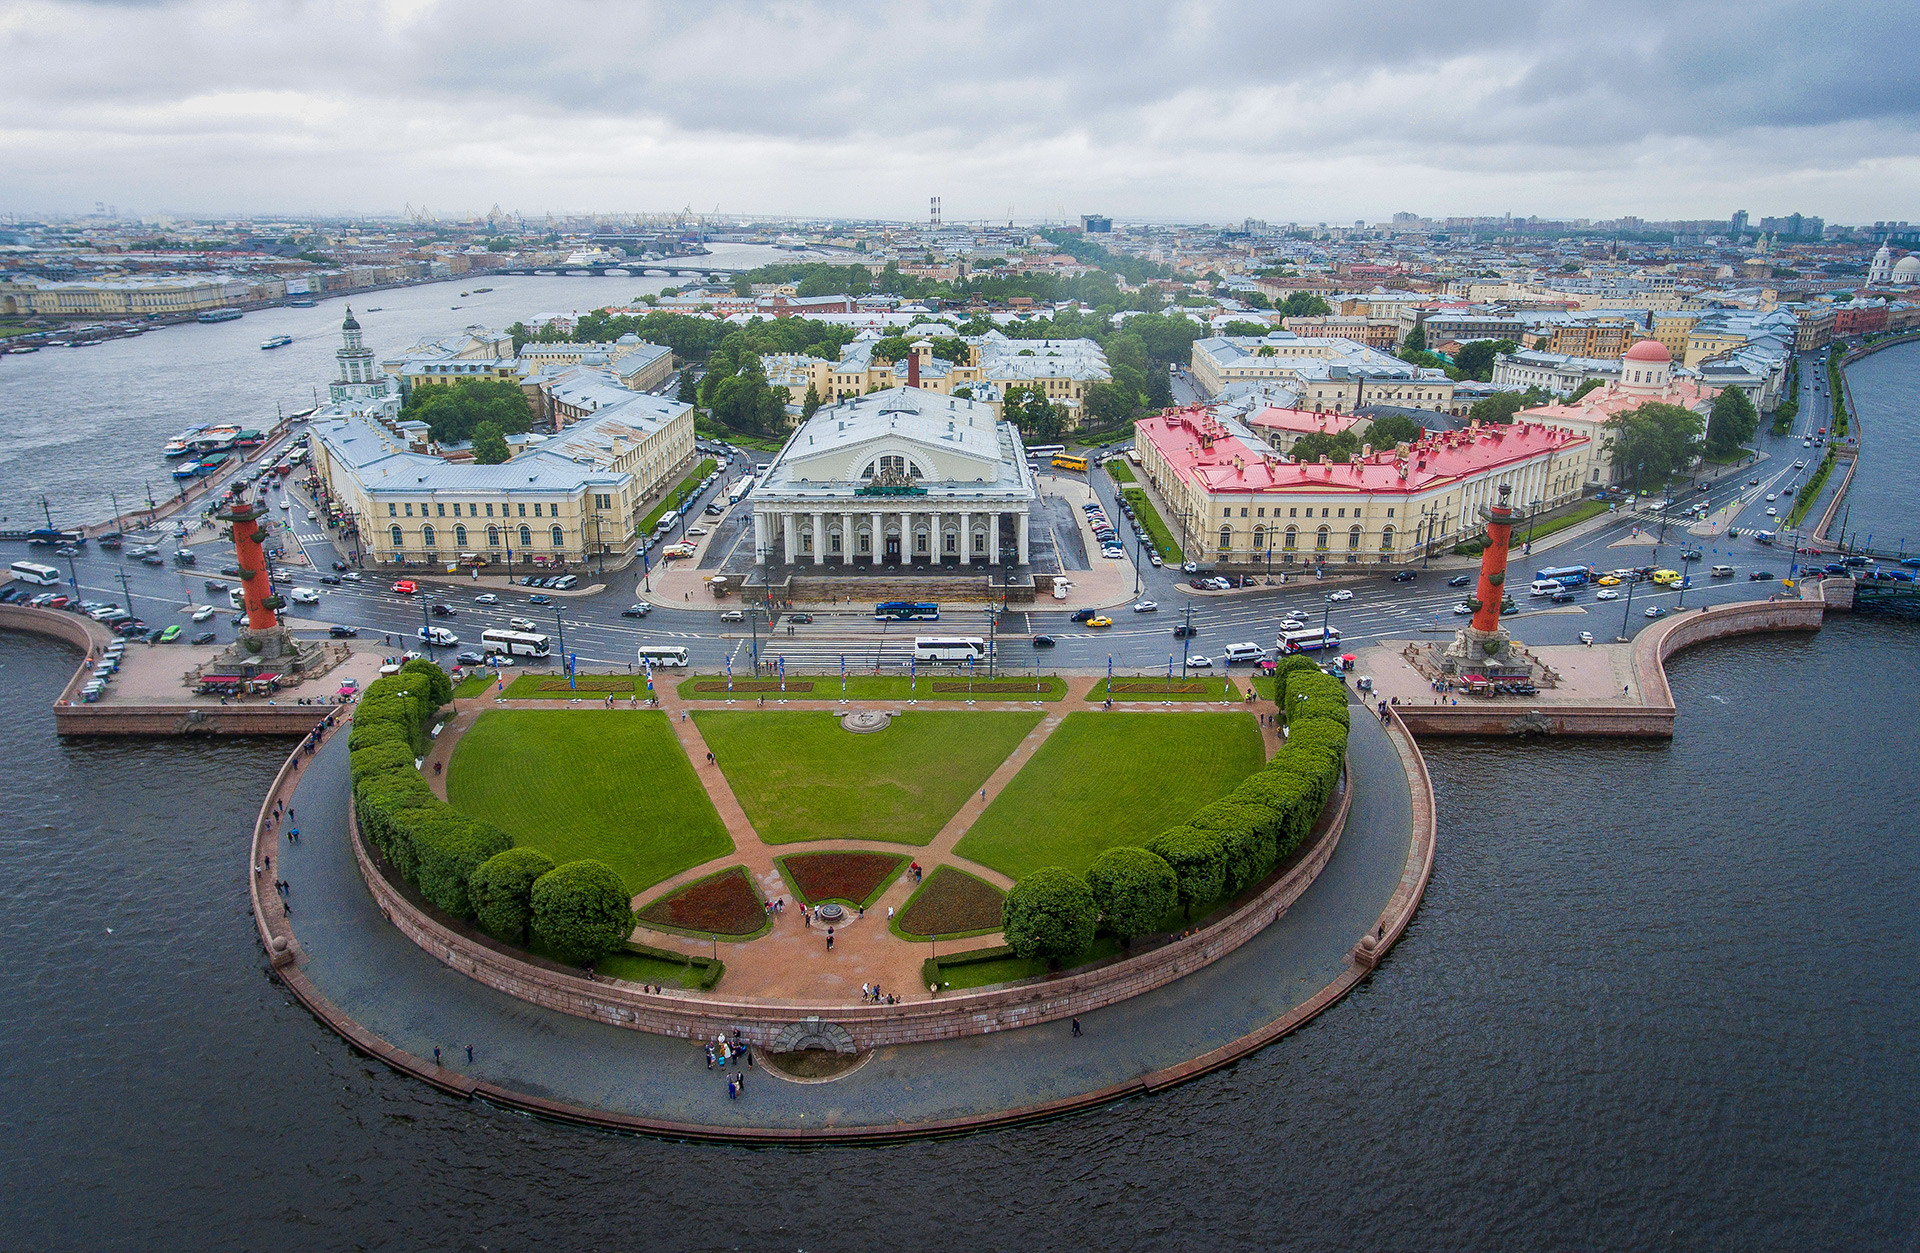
208 491 327 674
1437 483 1535 678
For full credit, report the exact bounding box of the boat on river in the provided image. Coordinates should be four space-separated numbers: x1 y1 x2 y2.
163 425 209 457
260 334 293 350
196 308 243 324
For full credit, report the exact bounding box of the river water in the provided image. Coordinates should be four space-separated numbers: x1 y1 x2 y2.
1839 339 1920 552
0 244 790 528
4 287 1919 1251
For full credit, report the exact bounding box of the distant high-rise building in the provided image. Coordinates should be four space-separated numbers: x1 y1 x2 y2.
1730 209 1749 235
1081 214 1112 233
930 196 941 229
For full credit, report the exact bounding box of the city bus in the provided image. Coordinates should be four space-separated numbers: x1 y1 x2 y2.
480 628 553 658
1276 626 1343 654
875 601 940 621
913 636 986 663
726 476 755 505
1534 564 1595 587
635 644 690 667
9 561 61 586
1051 454 1089 473
1025 444 1065 460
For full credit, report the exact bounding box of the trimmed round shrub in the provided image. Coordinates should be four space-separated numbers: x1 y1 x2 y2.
469 847 557 944
1002 866 1097 965
400 657 453 710
531 860 635 966
1187 799 1279 892
402 809 512 919
1238 769 1319 859
1085 847 1177 942
1146 825 1226 917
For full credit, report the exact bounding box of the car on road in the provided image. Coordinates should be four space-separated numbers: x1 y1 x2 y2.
457 650 486 665
1148 554 1163 568
1680 549 1702 561
328 625 358 638
1448 574 1472 587
332 560 350 571
1183 655 1213 668
1596 575 1620 586
719 609 745 623
1749 570 1776 581
685 527 707 537
508 616 538 631
430 603 457 617
1595 589 1620 600
1133 600 1158 612
1327 589 1353 602
1182 561 1199 574
1452 602 1474 615
140 553 167 567
787 613 814 624
191 605 215 622
1578 631 1594 645
416 627 458 646
621 603 651 617
1748 478 1761 487
391 580 417 595
288 587 320 604
1765 507 1778 517
1173 624 1199 638
319 574 342 585
1279 617 1308 632
54 545 79 557
191 631 217 646
474 592 499 605
1031 635 1057 647
157 624 182 643
527 594 552 606
1765 493 1777 502
1070 608 1097 623
1793 460 1806 469
1645 606 1667 618
341 571 361 582
1085 616 1113 628
1391 571 1417 583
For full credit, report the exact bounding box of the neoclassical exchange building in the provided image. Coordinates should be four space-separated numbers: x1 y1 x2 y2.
750 387 1039 569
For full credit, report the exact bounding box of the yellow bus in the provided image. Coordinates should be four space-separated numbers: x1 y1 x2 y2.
1051 454 1088 473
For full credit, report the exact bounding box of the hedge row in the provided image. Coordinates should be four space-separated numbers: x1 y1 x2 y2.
349 659 633 967
1002 665 1349 966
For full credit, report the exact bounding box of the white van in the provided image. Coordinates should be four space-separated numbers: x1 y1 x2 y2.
1710 564 1735 577
1221 642 1267 665
415 626 458 647
1529 579 1563 596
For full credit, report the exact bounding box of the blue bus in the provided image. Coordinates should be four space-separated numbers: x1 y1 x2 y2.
1533 564 1595 588
875 601 940 622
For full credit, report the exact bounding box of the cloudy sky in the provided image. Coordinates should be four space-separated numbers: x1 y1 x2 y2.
4 0 1916 223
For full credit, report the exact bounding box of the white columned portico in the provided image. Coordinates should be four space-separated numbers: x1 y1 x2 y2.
782 511 797 565
1016 510 1029 565
751 509 765 563
960 510 972 563
871 509 883 563
811 510 825 564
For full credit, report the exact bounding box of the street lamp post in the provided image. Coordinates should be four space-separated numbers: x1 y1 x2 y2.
420 596 434 661
1618 569 1637 641
554 604 566 666
1180 604 1194 680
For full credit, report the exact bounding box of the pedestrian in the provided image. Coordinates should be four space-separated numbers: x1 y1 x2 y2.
289 827 299 842
981 787 987 801
1071 1017 1082 1037
826 928 834 951
705 1045 714 1069
433 1046 441 1065
727 1075 737 1099
746 1048 753 1068
887 905 894 921
465 1044 473 1064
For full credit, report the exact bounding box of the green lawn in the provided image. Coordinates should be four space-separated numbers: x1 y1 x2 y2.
452 672 493 699
500 671 639 699
446 710 731 893
1105 460 1136 483
1122 487 1184 563
641 458 718 533
696 709 1043 845
677 673 1066 701
954 711 1265 879
1519 498 1610 544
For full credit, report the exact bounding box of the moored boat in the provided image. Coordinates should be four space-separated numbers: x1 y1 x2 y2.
196 308 243 324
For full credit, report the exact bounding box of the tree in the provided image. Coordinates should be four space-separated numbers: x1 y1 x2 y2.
530 860 634 966
402 378 534 444
1467 387 1549 425
871 335 913 365
801 382 823 420
398 658 453 709
1002 867 1097 965
1145 826 1226 918
1081 381 1136 428
1362 412 1426 448
676 369 699 405
928 336 970 364
1567 378 1604 403
1706 385 1759 454
1291 429 1362 462
1401 322 1426 354
1086 847 1177 942
1279 292 1332 317
469 847 556 944
470 421 510 465
1605 401 1705 488
1003 385 1063 444
1452 339 1515 382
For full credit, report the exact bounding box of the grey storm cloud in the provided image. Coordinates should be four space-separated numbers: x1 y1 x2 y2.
2 0 1915 218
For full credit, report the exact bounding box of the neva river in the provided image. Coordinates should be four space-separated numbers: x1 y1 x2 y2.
2 287 1918 1250
1839 339 1920 551
0 244 791 528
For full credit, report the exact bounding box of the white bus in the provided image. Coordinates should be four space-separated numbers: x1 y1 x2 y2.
653 510 680 535
1025 444 1065 460
10 561 62 586
1277 626 1343 654
913 636 987 663
726 476 755 505
636 644 690 667
481 628 553 658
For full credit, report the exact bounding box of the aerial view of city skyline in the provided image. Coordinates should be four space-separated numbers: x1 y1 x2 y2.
3 4 1917 1250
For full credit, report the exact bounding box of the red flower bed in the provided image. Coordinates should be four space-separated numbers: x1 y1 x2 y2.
638 867 765 936
897 867 1005 937
779 851 906 907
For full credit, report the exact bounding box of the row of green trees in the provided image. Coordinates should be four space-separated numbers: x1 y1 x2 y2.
1001 660 1350 965
349 662 634 966
400 378 534 462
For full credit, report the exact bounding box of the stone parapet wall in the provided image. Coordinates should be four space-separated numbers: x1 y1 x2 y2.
351 765 1351 1051
54 702 334 736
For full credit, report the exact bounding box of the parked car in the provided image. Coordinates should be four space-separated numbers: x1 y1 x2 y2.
191 631 217 646
1183 655 1213 669
1148 554 1163 568
157 624 182 643
328 625 359 638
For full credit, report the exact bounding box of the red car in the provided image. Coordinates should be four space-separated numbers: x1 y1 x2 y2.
391 580 418 595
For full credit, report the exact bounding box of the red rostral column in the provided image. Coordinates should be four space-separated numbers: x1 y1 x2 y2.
214 492 280 631
1469 484 1516 635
